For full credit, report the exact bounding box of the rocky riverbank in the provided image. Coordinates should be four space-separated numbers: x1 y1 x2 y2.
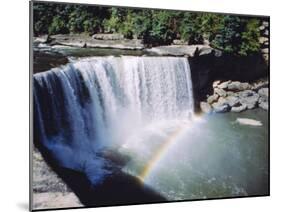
32 149 82 210
34 33 219 57
200 79 269 114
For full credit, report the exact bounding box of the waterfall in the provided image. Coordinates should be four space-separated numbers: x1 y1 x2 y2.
33 56 194 184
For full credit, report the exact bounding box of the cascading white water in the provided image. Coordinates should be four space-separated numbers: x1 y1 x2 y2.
33 56 194 184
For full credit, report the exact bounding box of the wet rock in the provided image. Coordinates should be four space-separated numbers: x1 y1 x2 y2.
212 102 230 113
200 101 212 114
231 103 247 113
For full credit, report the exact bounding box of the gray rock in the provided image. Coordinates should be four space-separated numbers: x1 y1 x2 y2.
261 48 269 54
239 91 259 109
262 21 269 27
259 25 265 31
207 94 219 104
214 88 227 97
212 102 230 113
238 90 256 98
218 80 231 89
258 87 269 98
92 33 124 40
263 29 269 36
259 101 268 110
146 44 213 57
231 103 247 113
227 81 250 91
200 102 212 114
172 39 187 45
225 96 240 107
34 35 50 43
226 91 236 96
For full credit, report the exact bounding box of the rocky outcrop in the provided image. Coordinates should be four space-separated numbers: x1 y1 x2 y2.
145 44 220 57
36 34 145 50
200 79 269 114
32 149 82 210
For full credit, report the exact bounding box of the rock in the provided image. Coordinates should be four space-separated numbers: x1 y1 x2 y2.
92 33 124 40
258 87 269 98
252 80 269 91
259 37 269 44
231 103 247 112
213 80 221 88
236 118 262 126
258 93 268 110
238 90 256 98
226 91 236 96
261 48 269 54
259 101 268 110
263 29 269 36
239 91 259 109
146 44 214 57
172 39 187 45
207 94 219 104
34 35 50 43
227 81 251 91
217 97 227 105
218 80 231 89
212 102 230 113
262 21 269 27
259 25 265 31
214 88 227 97
225 96 240 107
200 102 212 114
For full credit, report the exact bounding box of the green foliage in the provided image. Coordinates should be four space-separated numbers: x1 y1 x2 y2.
48 16 68 35
211 16 261 56
33 2 263 56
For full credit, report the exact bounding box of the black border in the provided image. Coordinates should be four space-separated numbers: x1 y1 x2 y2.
29 0 270 211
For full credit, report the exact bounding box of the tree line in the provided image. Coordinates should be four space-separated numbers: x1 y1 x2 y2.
33 2 264 56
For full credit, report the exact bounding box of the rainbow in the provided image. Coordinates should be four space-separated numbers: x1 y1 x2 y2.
138 126 185 182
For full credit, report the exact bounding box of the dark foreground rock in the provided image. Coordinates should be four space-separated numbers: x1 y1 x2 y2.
32 149 82 210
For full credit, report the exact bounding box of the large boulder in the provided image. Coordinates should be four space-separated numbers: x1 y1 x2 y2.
200 102 212 114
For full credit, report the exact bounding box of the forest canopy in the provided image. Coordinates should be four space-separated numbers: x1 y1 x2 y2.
33 2 265 56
